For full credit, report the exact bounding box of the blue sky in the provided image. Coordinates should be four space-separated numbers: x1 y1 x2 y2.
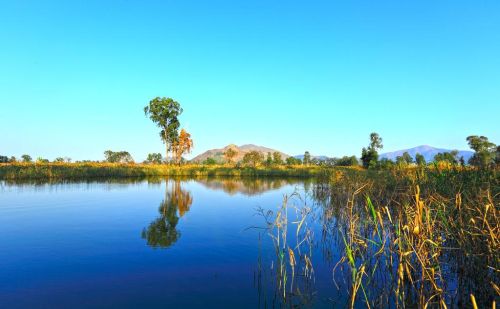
1 0 499 161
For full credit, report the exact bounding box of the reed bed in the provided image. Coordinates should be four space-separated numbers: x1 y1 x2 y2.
0 163 338 180
258 167 499 307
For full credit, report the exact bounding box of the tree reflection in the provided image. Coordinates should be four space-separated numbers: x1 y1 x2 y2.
142 180 193 248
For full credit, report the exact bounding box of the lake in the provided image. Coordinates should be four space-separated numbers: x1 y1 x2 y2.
0 176 496 308
0 177 336 308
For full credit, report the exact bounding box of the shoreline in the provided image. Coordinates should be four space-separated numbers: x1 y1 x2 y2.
0 163 363 180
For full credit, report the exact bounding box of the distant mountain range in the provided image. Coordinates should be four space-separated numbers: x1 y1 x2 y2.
293 154 329 161
190 144 290 163
191 144 474 164
379 145 473 163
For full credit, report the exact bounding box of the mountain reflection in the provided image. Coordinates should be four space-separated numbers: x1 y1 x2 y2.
195 177 307 196
142 180 193 248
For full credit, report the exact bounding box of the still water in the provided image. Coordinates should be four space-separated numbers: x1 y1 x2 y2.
0 177 343 308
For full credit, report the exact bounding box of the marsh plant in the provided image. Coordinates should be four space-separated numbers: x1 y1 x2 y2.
257 168 499 308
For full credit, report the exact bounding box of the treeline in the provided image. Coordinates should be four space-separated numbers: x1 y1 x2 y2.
358 133 499 169
2 95 498 170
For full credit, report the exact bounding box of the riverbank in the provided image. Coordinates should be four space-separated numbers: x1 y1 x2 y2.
0 163 363 180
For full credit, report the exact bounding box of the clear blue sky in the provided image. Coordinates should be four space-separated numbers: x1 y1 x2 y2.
1 0 499 161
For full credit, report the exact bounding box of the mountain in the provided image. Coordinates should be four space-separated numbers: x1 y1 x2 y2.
293 154 329 161
379 145 473 163
190 144 290 163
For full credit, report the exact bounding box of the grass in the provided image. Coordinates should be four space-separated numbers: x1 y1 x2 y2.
0 162 350 180
257 167 499 308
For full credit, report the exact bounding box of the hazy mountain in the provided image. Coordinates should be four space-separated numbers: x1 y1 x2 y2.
190 144 290 163
379 145 473 162
293 154 329 161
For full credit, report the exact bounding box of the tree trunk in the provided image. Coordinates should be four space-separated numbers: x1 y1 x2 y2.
164 130 169 164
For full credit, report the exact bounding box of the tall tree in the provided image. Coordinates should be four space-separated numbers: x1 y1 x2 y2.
265 152 273 166
172 129 193 165
144 97 183 161
145 153 163 164
434 151 458 164
303 151 311 165
466 135 496 168
224 147 238 164
361 132 383 168
415 153 426 166
104 150 134 163
242 151 264 167
286 157 302 165
272 152 283 165
21 154 32 163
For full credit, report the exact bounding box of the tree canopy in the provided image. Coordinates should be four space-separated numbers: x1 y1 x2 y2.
104 150 134 163
144 97 183 160
361 132 383 168
466 135 496 168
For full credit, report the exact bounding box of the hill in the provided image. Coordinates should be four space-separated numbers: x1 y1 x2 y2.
379 145 473 162
190 144 290 163
293 154 329 161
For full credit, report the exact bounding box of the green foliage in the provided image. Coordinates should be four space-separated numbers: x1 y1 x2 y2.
223 147 238 164
265 152 273 166
286 157 302 165
333 156 358 167
361 132 383 169
415 153 426 166
272 152 283 165
145 153 163 164
377 158 395 169
144 97 183 158
496 146 500 166
0 156 8 163
466 135 496 168
396 152 413 166
434 151 458 164
303 151 311 165
104 150 134 163
202 157 217 165
36 157 49 163
21 154 32 163
242 151 264 167
54 157 65 163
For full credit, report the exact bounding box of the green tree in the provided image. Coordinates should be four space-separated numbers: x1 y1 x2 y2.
36 157 49 163
401 152 413 164
142 181 192 248
54 157 65 163
21 154 32 163
415 153 426 166
0 156 8 163
144 97 183 161
9 156 17 163
434 151 458 164
303 151 311 165
272 152 283 165
202 157 217 165
496 146 500 166
224 147 238 164
146 153 163 164
265 152 273 166
242 151 264 167
286 157 302 165
466 135 496 168
334 156 358 166
104 150 134 163
378 158 395 169
361 132 383 168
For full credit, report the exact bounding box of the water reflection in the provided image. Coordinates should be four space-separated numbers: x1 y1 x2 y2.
196 177 309 196
141 181 193 248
